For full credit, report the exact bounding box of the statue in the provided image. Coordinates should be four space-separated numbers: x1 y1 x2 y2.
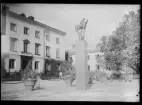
75 18 88 40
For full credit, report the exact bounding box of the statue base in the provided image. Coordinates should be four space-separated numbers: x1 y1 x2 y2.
75 40 89 90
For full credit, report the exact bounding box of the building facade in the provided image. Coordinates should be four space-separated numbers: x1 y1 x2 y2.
1 5 66 74
70 44 104 71
44 27 66 61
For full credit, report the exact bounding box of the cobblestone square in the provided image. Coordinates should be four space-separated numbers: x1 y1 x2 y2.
1 79 139 101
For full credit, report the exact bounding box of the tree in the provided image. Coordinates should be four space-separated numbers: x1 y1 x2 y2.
119 11 140 74
96 36 109 52
96 9 140 74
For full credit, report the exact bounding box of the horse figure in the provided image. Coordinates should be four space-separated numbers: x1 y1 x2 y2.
75 18 88 40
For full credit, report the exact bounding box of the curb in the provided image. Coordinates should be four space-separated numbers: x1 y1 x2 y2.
1 81 23 84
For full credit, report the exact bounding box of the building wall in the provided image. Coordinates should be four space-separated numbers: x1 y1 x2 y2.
32 57 44 72
6 13 44 57
88 53 97 71
8 54 21 72
1 6 10 76
5 11 45 72
1 12 6 35
71 52 104 71
2 7 66 73
45 30 65 60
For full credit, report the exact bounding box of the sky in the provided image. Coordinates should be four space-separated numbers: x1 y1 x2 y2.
6 4 139 50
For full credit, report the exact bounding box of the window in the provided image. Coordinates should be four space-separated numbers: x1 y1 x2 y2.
23 40 30 53
56 38 60 44
24 27 29 35
10 23 17 32
23 42 28 53
96 54 99 59
97 65 99 70
9 59 15 69
10 38 17 51
46 35 50 41
35 61 39 69
46 46 50 57
56 48 60 58
35 31 40 38
88 65 90 70
88 55 90 60
72 44 76 49
35 43 40 55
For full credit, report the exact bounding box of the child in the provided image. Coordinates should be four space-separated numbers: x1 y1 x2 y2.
47 64 51 80
58 63 63 80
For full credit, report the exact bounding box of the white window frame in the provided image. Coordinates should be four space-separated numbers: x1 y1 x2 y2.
10 23 17 32
24 27 29 35
23 42 28 53
88 55 90 60
35 43 40 55
35 30 40 38
56 38 60 44
46 34 50 41
9 59 16 69
56 48 60 58
88 65 90 70
46 46 50 57
10 38 17 52
35 61 39 69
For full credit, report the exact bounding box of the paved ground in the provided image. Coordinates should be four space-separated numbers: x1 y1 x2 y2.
1 79 139 101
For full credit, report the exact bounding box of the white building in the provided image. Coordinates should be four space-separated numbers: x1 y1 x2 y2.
44 27 66 61
69 44 104 71
1 5 66 74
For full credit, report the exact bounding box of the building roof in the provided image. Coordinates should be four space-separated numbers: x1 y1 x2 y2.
7 10 66 36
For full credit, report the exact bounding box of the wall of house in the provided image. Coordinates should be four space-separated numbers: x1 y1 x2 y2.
45 30 65 61
1 13 6 35
3 9 66 73
88 53 97 71
8 54 21 72
6 13 44 57
32 57 44 72
71 52 104 71
5 12 45 72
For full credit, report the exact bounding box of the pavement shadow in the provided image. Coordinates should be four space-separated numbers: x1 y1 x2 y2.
1 81 22 84
1 94 19 100
71 83 94 89
71 84 76 87
34 87 47 91
87 83 94 89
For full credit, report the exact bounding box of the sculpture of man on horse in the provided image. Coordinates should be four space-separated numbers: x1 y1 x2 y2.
75 18 88 40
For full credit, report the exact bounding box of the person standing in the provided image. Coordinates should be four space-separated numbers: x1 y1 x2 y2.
47 64 51 80
58 63 63 80
34 69 40 89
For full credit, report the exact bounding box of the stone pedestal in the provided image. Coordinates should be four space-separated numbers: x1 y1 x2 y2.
75 40 89 90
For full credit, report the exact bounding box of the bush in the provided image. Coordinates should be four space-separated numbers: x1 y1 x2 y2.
20 69 37 80
110 71 122 79
20 60 40 80
60 61 75 80
14 71 22 81
91 70 109 81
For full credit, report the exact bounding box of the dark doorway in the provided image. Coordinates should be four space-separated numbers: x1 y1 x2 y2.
21 55 33 70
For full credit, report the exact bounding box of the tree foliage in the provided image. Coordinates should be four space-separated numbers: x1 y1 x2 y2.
96 10 140 74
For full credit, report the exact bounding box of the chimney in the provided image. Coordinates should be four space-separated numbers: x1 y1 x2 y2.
28 16 34 21
20 13 26 17
1 5 9 16
2 5 9 11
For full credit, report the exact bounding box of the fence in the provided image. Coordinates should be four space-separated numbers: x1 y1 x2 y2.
1 71 22 81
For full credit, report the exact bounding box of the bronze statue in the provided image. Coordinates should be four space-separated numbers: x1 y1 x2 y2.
75 18 88 40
